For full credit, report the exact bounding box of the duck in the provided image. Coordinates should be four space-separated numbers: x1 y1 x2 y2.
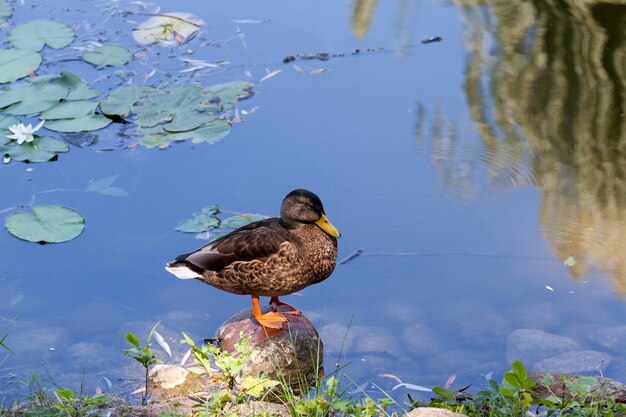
165 189 341 329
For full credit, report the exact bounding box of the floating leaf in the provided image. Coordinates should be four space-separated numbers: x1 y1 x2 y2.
221 214 269 229
0 114 19 131
133 86 219 131
45 115 111 133
82 45 133 67
85 175 128 197
0 78 68 115
208 81 254 109
5 205 85 243
52 71 99 100
8 20 75 51
175 205 220 233
40 101 99 120
0 1 12 25
100 86 153 117
0 49 42 84
0 136 69 163
132 12 204 46
140 119 230 149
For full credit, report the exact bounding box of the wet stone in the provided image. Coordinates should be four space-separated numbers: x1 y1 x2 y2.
506 329 582 366
351 326 403 356
402 324 442 355
67 342 115 370
216 306 322 392
508 302 561 330
319 322 355 354
533 350 611 374
588 325 626 350
9 326 71 359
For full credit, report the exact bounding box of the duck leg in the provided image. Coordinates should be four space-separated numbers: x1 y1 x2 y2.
270 296 301 315
252 295 287 329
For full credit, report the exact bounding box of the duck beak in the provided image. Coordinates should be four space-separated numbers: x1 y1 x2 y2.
315 214 341 238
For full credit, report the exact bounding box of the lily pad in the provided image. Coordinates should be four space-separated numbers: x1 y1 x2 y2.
8 20 75 51
209 82 254 109
40 101 99 120
0 114 19 131
85 175 128 197
139 119 230 149
5 205 85 243
100 86 153 117
132 12 204 46
175 205 220 233
222 213 269 229
0 136 69 163
51 71 99 100
0 1 12 25
133 86 219 132
0 49 42 84
82 45 133 67
45 114 111 133
0 78 68 115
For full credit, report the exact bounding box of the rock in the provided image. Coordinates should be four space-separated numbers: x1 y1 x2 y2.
352 326 403 356
319 322 355 354
589 325 626 350
402 324 442 355
216 306 322 391
533 350 611 374
148 364 207 401
67 342 115 370
9 326 71 359
508 303 560 330
440 300 510 348
405 407 468 416
505 329 582 366
529 371 626 401
230 400 291 417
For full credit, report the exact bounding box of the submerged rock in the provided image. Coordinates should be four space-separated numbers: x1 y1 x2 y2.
533 350 611 374
589 325 626 350
506 329 581 366
216 306 323 391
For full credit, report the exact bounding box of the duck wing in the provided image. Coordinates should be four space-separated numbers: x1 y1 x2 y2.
174 218 288 273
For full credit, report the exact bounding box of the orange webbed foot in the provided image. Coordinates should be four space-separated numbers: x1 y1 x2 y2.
255 311 288 329
270 296 301 316
252 295 288 329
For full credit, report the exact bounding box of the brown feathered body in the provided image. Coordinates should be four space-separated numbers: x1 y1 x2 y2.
167 211 338 296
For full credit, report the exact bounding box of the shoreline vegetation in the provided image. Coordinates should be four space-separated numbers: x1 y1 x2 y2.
3 321 626 417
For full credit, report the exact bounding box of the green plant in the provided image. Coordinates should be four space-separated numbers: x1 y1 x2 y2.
53 387 108 417
424 361 626 417
123 322 162 406
182 331 253 389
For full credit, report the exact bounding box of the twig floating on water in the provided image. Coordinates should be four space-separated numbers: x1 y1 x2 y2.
421 36 443 44
339 249 363 265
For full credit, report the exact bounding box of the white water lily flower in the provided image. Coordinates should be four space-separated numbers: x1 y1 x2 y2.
6 120 46 145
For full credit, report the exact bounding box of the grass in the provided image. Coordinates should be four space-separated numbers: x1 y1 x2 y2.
3 322 626 417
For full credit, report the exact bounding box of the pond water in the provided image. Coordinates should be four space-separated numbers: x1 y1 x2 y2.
2 0 626 406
